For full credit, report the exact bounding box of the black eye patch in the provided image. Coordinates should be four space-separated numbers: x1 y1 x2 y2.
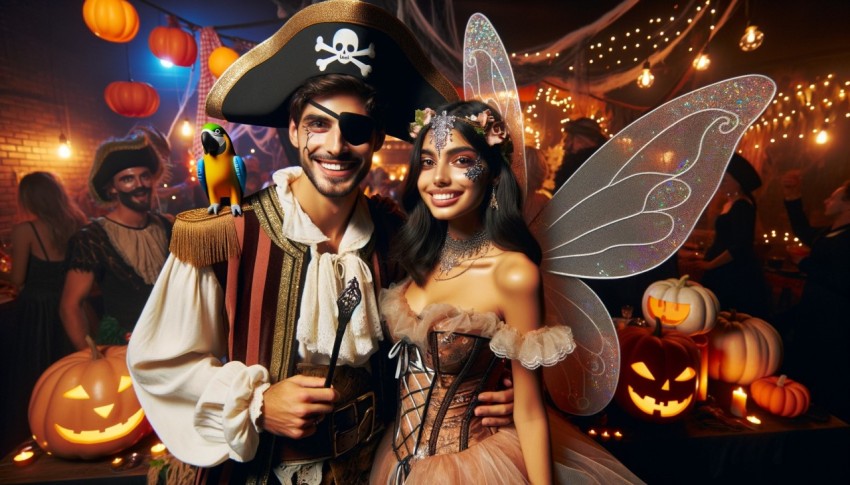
307 99 375 145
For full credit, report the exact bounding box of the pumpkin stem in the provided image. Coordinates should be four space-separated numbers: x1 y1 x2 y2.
677 275 691 288
653 320 663 337
84 335 104 360
777 374 787 387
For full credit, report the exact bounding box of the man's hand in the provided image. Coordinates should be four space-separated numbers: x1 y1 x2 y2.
475 377 515 427
260 374 338 439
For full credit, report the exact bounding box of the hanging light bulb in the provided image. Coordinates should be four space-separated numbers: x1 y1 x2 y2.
180 118 193 138
815 129 829 144
739 25 764 51
636 61 654 88
693 52 711 71
57 133 72 159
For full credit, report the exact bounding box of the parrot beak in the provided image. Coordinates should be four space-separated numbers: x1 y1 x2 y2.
201 131 222 155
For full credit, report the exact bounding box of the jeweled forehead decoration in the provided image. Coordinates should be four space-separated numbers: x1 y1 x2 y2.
430 111 456 157
408 107 510 160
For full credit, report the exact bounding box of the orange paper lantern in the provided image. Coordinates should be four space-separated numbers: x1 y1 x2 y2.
28 339 152 459
149 24 198 67
104 81 160 118
82 0 139 43
208 46 240 78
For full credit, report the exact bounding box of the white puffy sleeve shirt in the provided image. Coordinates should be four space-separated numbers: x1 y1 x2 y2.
127 254 270 467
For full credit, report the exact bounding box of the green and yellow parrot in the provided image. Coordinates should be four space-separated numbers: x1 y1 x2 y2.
197 123 246 216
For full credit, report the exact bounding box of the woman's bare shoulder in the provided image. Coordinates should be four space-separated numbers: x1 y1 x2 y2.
493 250 540 297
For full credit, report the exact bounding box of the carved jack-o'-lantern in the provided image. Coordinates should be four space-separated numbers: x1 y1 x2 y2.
28 337 151 459
642 275 719 336
616 323 700 422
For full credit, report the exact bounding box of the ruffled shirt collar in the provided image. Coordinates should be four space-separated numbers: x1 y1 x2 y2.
273 167 382 366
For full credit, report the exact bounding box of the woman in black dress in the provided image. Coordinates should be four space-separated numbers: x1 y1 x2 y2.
699 154 772 318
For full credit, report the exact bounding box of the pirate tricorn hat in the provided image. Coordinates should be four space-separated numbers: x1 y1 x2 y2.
89 126 169 205
206 0 459 141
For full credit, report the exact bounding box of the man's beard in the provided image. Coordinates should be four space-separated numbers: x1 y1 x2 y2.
300 151 370 199
116 187 152 213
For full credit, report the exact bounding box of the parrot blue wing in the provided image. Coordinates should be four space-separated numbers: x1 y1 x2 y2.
233 155 247 194
197 158 208 203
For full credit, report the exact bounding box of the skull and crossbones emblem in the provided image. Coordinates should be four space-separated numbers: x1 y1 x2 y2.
315 28 375 77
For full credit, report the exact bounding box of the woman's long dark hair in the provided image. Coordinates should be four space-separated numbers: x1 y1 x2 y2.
392 100 542 285
18 171 87 251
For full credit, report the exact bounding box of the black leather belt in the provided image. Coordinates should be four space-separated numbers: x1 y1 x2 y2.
332 391 377 457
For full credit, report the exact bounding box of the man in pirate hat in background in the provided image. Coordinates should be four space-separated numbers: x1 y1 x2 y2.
553 117 609 191
61 126 172 351
127 2 514 483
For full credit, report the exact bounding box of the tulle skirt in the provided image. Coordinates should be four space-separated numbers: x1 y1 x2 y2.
370 408 645 485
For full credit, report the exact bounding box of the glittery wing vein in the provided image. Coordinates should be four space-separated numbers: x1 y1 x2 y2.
533 75 777 279
463 13 527 197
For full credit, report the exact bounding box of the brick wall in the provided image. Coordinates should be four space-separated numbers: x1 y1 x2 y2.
0 1 135 241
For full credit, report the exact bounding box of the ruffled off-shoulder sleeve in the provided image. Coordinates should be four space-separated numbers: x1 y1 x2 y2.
490 325 576 369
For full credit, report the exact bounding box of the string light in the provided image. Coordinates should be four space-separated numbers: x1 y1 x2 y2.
180 118 193 138
743 73 848 148
739 25 764 51
739 0 765 51
636 60 654 88
57 133 71 159
693 52 711 71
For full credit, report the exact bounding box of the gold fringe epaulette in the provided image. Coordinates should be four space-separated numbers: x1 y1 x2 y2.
169 207 249 267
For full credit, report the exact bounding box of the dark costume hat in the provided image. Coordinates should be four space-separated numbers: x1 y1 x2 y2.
206 0 459 141
726 153 762 193
89 126 169 204
564 117 607 145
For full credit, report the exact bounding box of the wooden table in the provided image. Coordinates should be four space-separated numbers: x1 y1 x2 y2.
0 434 158 485
573 381 850 484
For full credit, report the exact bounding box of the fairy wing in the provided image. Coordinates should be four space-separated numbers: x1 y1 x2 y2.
534 75 777 279
536 75 775 415
463 13 527 198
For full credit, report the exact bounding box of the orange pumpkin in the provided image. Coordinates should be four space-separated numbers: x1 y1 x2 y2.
751 374 810 418
104 81 160 118
708 310 783 385
642 275 719 336
82 0 139 43
28 338 151 459
208 46 240 78
615 323 700 422
148 23 198 67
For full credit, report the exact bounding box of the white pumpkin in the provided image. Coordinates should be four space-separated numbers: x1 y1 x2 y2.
707 310 783 385
642 275 720 336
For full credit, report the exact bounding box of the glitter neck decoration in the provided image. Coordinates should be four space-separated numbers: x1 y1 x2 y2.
436 230 491 280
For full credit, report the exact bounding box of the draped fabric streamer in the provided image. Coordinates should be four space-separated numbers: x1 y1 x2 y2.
392 0 739 102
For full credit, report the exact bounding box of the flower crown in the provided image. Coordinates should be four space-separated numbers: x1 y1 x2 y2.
409 108 512 159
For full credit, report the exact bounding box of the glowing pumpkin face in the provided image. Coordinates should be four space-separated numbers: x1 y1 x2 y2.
615 324 700 422
642 275 719 336
28 341 151 459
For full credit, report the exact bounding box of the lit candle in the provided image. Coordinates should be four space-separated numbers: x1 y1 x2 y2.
692 335 709 401
587 429 598 437
730 387 748 418
746 415 762 426
614 431 623 440
111 456 124 469
150 442 167 458
601 430 611 441
13 450 35 467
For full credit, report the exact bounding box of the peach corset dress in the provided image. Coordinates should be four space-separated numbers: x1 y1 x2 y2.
369 279 575 485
